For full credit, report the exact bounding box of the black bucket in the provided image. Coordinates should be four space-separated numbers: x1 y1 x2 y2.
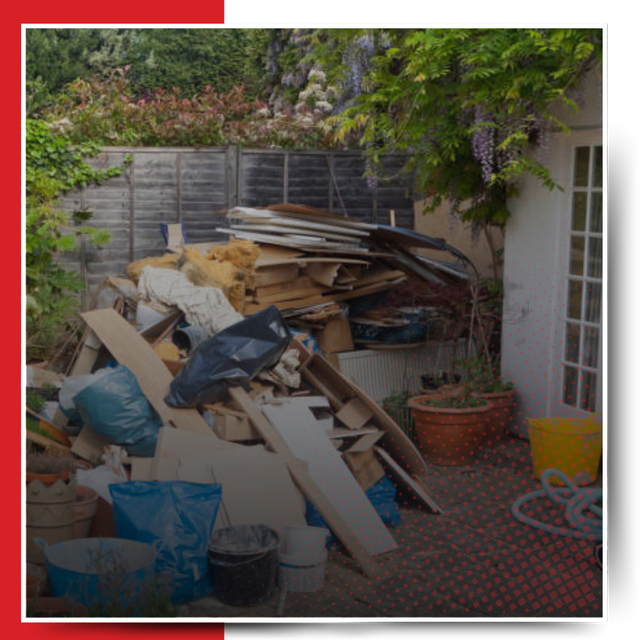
208 524 280 606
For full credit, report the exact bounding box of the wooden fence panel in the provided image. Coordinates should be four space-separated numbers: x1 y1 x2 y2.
57 146 414 295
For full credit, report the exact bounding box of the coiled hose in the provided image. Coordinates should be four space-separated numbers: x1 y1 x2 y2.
510 468 603 543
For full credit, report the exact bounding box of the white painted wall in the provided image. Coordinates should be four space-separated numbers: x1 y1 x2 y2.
501 67 603 437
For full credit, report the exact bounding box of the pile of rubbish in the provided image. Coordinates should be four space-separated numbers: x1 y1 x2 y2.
25 203 474 612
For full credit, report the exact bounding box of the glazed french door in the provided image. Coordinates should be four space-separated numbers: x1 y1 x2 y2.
559 144 603 414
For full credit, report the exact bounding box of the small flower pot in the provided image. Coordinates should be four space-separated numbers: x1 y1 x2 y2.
408 394 493 466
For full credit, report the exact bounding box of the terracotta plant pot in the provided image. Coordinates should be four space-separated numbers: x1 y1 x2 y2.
473 389 516 443
26 470 70 487
26 458 92 487
408 394 494 466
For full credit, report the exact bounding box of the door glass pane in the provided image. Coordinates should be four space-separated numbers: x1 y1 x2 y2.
584 282 602 323
587 236 602 278
571 192 588 231
565 322 581 362
592 146 603 188
590 191 603 233
583 326 599 368
569 235 585 275
563 366 579 406
580 371 597 412
574 147 591 187
563 145 602 413
567 279 583 319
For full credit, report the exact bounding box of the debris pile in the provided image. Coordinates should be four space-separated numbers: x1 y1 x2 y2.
25 203 476 612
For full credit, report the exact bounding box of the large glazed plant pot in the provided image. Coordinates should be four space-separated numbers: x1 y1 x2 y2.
473 389 516 443
408 394 494 466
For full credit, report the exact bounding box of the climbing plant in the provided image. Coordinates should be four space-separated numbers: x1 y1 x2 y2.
26 119 131 361
309 28 602 232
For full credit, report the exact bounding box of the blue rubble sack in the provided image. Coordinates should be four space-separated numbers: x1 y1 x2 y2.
110 481 223 604
165 305 292 408
73 364 161 457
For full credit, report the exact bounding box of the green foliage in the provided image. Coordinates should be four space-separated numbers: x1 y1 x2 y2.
26 119 130 361
423 394 489 409
311 28 602 229
128 29 263 98
26 28 273 116
43 70 338 149
26 28 136 114
466 355 514 394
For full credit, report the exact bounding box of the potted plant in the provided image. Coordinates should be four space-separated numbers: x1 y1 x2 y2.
468 356 516 442
408 387 493 466
382 390 415 441
419 371 463 397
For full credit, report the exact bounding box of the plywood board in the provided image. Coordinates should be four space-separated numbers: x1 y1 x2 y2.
70 423 111 463
344 449 385 492
305 353 430 480
261 398 397 556
229 387 382 577
151 426 238 479
255 264 299 288
178 450 306 538
129 457 153 481
336 398 375 431
81 309 213 436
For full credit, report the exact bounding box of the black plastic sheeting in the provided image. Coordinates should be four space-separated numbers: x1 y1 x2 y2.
165 306 292 408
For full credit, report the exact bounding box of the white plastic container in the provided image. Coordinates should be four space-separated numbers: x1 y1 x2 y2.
283 525 329 558
278 549 328 593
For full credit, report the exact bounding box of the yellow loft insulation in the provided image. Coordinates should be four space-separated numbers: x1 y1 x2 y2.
126 241 260 313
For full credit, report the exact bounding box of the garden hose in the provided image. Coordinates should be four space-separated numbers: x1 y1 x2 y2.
510 468 603 543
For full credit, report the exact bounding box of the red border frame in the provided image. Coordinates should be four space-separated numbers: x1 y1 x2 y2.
14 9 225 637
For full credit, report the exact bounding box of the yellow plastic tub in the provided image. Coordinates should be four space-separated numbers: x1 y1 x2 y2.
527 415 602 486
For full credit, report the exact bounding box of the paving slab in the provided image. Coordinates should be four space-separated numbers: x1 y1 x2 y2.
179 435 603 619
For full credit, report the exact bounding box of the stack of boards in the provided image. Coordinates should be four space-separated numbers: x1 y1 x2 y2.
216 206 407 317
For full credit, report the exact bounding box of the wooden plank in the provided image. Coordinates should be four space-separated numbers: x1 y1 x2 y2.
25 429 71 455
344 450 385 492
81 309 213 436
261 398 397 556
228 387 382 578
336 398 375 431
255 284 329 305
305 353 433 481
374 447 441 514
70 423 111 463
256 276 315 297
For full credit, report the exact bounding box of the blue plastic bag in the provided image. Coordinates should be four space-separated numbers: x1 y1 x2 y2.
111 481 223 604
305 476 400 548
73 365 161 457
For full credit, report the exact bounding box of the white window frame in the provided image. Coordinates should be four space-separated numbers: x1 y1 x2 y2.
551 133 603 418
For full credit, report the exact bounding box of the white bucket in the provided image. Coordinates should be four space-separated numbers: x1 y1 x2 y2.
284 525 329 559
278 549 328 593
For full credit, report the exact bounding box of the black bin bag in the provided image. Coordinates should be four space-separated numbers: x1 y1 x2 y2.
165 305 292 408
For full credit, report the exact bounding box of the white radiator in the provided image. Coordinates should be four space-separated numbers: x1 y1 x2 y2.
337 340 470 403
